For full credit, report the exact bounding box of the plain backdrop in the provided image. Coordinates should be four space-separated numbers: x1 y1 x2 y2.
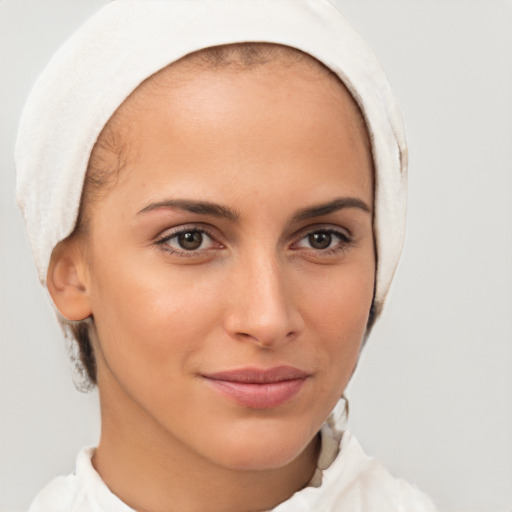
1 1 511 511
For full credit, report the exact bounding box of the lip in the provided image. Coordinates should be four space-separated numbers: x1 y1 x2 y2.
202 366 310 409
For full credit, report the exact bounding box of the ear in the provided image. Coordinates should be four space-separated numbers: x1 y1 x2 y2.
47 238 92 321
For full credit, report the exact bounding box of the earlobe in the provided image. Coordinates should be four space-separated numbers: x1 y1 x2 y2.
47 240 92 321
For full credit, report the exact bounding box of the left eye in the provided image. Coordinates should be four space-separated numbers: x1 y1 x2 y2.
161 229 216 252
295 230 349 251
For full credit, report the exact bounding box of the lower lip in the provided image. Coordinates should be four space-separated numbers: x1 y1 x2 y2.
205 378 307 409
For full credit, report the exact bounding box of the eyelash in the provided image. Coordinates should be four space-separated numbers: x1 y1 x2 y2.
154 225 353 257
154 225 220 257
291 228 353 256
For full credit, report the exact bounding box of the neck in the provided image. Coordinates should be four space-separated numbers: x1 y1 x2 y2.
93 373 320 512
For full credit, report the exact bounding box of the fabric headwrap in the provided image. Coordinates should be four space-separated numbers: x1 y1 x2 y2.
16 0 407 322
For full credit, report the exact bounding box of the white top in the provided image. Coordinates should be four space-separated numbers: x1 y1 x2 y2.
29 430 436 512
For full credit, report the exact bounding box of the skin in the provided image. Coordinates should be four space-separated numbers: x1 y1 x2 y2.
48 56 375 512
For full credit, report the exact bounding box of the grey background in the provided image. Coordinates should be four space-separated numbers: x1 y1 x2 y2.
1 1 511 511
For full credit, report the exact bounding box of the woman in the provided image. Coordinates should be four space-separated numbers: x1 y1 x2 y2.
16 1 436 510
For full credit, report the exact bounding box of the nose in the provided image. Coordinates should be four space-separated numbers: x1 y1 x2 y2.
223 254 304 348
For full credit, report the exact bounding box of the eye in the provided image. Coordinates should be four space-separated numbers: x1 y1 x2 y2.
293 229 352 252
173 231 207 251
156 227 219 254
306 231 334 250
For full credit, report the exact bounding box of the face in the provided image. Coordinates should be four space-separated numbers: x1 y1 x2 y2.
77 57 374 471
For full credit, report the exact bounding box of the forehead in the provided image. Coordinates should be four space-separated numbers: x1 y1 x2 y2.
115 44 369 141
111 47 371 156
88 46 373 215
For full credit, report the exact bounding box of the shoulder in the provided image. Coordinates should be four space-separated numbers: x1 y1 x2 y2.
274 430 437 512
334 431 436 510
28 473 79 512
28 447 134 512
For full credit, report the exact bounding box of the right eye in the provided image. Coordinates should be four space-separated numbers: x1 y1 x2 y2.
156 227 221 256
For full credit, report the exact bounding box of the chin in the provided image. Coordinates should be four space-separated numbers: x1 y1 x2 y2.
201 419 318 472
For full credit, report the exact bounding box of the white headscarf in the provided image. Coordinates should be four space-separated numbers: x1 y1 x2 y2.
16 0 407 320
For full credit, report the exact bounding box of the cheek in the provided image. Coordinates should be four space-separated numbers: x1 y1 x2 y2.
297 257 375 381
88 253 226 383
90 238 374 373
299 255 375 333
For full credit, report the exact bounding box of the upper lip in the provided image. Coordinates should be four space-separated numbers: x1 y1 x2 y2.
202 366 310 384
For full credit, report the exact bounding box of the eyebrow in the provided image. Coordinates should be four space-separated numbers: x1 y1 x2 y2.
137 196 370 222
137 199 240 221
291 197 371 222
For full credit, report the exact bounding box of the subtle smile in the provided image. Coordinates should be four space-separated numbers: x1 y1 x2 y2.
202 366 310 409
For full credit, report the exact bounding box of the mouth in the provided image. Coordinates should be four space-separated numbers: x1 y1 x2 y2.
202 366 310 409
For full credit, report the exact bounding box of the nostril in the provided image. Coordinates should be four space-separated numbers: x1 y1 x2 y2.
234 329 297 348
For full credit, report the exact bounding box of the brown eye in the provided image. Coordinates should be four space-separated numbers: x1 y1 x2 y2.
308 232 332 250
177 231 204 250
293 228 352 254
159 228 218 254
